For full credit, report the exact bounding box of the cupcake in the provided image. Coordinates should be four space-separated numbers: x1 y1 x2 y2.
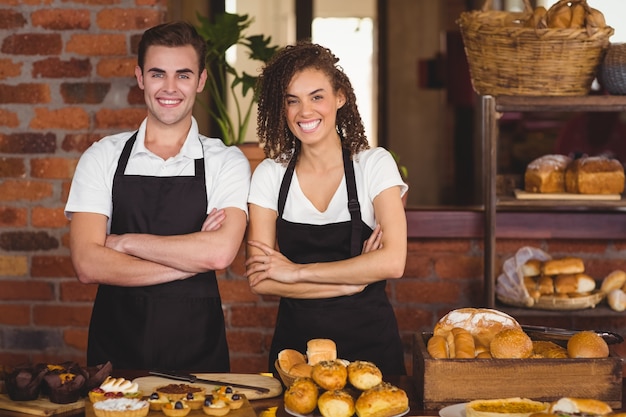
92 398 149 417
6 364 48 401
43 363 86 404
202 395 230 416
162 400 191 417
89 377 142 402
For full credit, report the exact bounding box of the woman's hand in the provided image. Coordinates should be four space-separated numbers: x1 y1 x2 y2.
362 224 383 254
246 240 302 286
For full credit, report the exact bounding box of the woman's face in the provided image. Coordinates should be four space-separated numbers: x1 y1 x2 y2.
284 68 345 146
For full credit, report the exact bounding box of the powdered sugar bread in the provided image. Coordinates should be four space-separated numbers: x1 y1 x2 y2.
525 154 572 193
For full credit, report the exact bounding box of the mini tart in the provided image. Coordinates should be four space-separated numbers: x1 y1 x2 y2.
92 398 150 417
157 384 205 402
227 393 244 410
182 391 206 410
148 392 170 411
162 400 191 417
203 396 231 416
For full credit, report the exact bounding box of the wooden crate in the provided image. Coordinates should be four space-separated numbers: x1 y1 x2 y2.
413 333 623 410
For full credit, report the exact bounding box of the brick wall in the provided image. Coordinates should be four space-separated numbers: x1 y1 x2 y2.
2 1 626 377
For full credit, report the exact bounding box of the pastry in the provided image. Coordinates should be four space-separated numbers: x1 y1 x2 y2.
147 392 169 411
489 328 533 359
347 361 383 390
567 331 609 358
43 363 86 404
355 382 409 417
466 397 548 417
162 400 191 417
283 377 319 415
5 364 48 401
92 398 150 417
183 390 206 410
311 360 348 391
318 389 356 417
157 384 205 402
89 377 142 402
202 395 231 416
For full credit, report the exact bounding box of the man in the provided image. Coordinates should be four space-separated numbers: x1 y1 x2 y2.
65 21 250 371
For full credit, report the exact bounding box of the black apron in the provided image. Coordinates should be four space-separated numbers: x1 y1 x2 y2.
268 148 406 376
87 132 229 372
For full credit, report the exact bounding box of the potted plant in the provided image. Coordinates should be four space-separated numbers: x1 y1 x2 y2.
195 12 280 146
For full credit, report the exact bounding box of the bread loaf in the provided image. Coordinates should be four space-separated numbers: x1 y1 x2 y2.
522 259 542 277
542 257 584 276
601 270 626 293
565 156 625 194
524 154 572 193
307 339 337 365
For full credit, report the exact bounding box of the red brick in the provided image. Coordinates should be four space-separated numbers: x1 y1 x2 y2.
30 107 90 130
60 82 110 104
32 256 76 278
0 305 30 325
1 33 62 55
434 254 483 279
128 85 144 104
494 239 545 254
0 9 26 29
0 231 59 251
97 57 136 77
0 206 27 227
393 306 433 332
230 305 277 328
0 280 54 301
0 83 50 104
0 353 30 368
60 281 97 302
545 239 610 254
64 328 89 352
584 258 626 280
62 133 101 153
32 57 92 78
0 255 28 276
95 108 146 129
0 109 19 126
226 330 266 354
0 157 26 177
61 181 72 203
218 279 258 303
32 8 90 30
0 180 53 202
67 0 121 4
395 280 461 304
614 240 626 251
0 133 57 153
34 305 92 326
0 58 23 79
31 157 77 179
229 356 269 374
403 254 431 278
32 207 69 228
96 8 162 30
66 34 127 56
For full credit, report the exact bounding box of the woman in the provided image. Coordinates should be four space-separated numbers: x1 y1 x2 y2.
246 41 408 375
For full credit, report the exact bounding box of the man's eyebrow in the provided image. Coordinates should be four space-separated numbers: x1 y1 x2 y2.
146 67 195 74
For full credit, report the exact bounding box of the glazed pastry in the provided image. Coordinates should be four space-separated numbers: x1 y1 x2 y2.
202 394 231 416
162 400 191 417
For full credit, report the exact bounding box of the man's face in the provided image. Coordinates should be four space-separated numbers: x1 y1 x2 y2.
135 44 207 128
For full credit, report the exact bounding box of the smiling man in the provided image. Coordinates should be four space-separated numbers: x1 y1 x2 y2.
64 21 250 372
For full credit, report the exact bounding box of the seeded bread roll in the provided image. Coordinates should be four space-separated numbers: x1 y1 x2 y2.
311 360 348 391
284 378 319 415
525 154 572 193
355 382 408 417
318 390 355 417
565 156 625 194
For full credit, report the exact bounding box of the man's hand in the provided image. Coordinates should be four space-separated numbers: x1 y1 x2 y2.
202 208 226 231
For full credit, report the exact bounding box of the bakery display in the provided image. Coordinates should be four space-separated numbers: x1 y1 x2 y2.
567 331 610 358
565 156 625 195
354 382 409 417
92 397 150 417
465 397 548 417
318 389 356 417
524 154 572 193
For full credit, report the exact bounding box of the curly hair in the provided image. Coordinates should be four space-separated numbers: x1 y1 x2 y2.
256 41 369 163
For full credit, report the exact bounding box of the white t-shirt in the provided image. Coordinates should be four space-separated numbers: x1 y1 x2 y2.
65 117 251 233
248 147 408 229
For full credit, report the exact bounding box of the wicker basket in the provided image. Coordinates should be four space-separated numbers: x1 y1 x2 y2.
274 360 297 387
600 43 626 95
457 0 614 96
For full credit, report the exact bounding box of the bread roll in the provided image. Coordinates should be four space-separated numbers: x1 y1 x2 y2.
466 398 549 417
318 390 355 417
531 341 568 359
607 288 626 312
549 397 612 415
524 154 572 193
554 273 595 294
347 361 383 391
289 363 313 378
452 327 475 359
311 360 348 391
490 328 533 359
278 349 307 374
426 335 448 359
355 382 409 417
536 276 554 295
283 378 319 415
565 156 625 194
433 308 521 351
567 331 609 358
601 270 626 293
522 260 542 277
542 257 584 276
307 339 337 365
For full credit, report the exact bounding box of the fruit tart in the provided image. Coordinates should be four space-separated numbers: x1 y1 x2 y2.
89 377 142 402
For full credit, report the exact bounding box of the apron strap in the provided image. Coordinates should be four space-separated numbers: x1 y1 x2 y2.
342 147 362 257
114 131 138 178
278 154 297 217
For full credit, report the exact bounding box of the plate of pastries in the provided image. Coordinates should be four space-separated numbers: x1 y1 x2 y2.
440 396 619 417
517 154 624 199
276 338 409 417
496 246 613 310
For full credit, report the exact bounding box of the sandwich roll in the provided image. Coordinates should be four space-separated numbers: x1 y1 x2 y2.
307 339 337 365
549 397 612 416
426 335 448 359
601 270 626 293
607 288 626 312
567 331 609 358
452 327 475 359
542 257 585 276
522 260 542 277
554 273 596 294
355 382 408 417
537 276 554 295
